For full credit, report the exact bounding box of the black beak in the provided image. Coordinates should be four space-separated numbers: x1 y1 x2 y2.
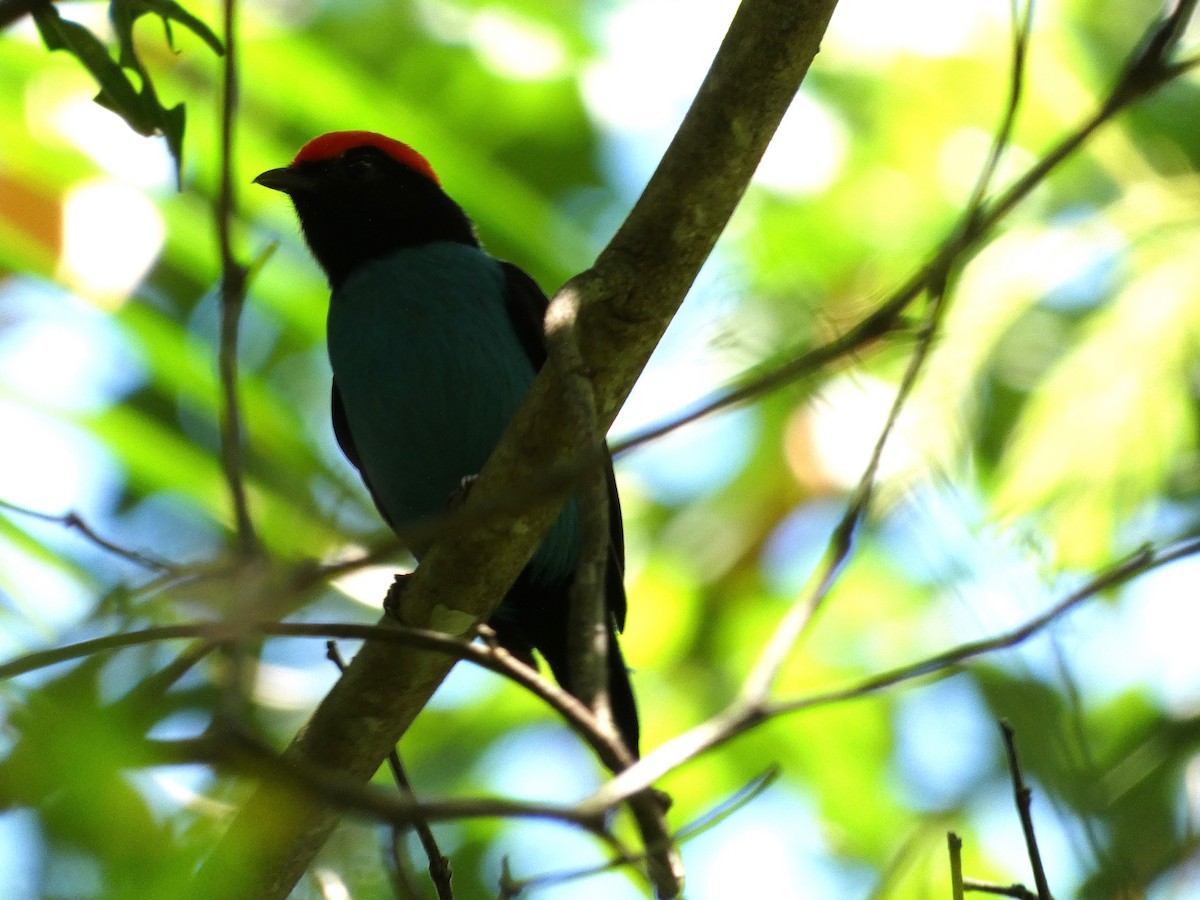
253 166 317 195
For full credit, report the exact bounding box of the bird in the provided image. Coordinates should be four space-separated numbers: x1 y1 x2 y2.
254 131 639 753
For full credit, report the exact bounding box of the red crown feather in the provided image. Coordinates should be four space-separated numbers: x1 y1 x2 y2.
293 131 440 185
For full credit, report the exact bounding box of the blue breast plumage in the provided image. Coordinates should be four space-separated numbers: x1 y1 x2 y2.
326 241 580 584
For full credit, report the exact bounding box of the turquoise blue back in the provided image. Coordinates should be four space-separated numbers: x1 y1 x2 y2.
327 242 580 583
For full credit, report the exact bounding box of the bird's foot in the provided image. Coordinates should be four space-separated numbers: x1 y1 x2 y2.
447 474 478 509
382 573 411 619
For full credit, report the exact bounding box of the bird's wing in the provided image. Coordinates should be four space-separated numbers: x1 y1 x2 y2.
499 261 550 369
501 263 627 630
332 378 396 530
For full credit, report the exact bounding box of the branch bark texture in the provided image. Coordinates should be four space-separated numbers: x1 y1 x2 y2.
194 1 839 896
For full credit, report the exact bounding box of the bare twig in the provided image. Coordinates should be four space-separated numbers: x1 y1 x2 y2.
949 832 965 900
767 538 1200 711
545 288 685 895
673 765 779 841
587 534 1200 808
122 639 220 707
505 767 777 897
0 621 607 761
629 0 1189 776
497 858 519 900
0 616 640 805
0 496 174 572
962 0 1035 221
0 623 226 680
214 0 255 554
383 829 424 900
159 730 614 836
963 879 1039 899
327 641 453 900
607 0 1195 471
741 277 953 703
999 721 1054 899
675 0 1039 697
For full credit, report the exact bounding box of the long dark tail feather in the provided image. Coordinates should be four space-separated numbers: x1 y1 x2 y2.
490 577 640 757
602 625 640 755
517 617 639 757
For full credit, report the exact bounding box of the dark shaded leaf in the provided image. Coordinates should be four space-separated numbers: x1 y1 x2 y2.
32 0 221 184
116 0 224 56
32 4 144 124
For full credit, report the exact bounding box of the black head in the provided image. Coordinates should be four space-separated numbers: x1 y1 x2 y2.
255 132 478 288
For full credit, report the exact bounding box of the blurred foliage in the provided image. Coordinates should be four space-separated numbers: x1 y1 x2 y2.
2 0 1200 897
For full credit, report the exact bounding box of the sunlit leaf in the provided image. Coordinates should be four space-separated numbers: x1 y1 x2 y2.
994 230 1200 565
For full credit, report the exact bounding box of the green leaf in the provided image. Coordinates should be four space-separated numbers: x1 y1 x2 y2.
108 0 224 70
32 0 221 185
32 4 144 126
119 0 224 56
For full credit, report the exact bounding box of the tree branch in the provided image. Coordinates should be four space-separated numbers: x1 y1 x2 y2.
160 731 612 834
0 620 632 767
949 832 966 900
214 0 256 554
610 0 1196 466
0 496 175 572
999 721 1054 899
545 285 615 737
585 534 1200 809
576 0 1199 811
738 0 1035 701
192 1 839 897
325 641 453 900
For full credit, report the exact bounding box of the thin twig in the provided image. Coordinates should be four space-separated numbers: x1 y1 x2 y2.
121 639 220 707
327 641 454 900
949 832 965 900
0 622 583 746
505 767 777 897
586 534 1200 809
383 829 424 900
214 0 255 553
0 497 174 572
0 617 635 783
741 277 953 703
766 538 1200 710
738 0 1039 696
709 0 1040 700
545 287 688 893
962 0 1035 221
604 0 1196 471
999 721 1054 899
0 623 227 680
497 858 519 900
672 765 779 841
963 879 1039 899
159 729 615 835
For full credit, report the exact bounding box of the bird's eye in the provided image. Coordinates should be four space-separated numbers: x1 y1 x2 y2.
343 154 378 181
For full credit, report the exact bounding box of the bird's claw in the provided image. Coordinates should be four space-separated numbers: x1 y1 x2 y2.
447 474 478 509
382 573 411 619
